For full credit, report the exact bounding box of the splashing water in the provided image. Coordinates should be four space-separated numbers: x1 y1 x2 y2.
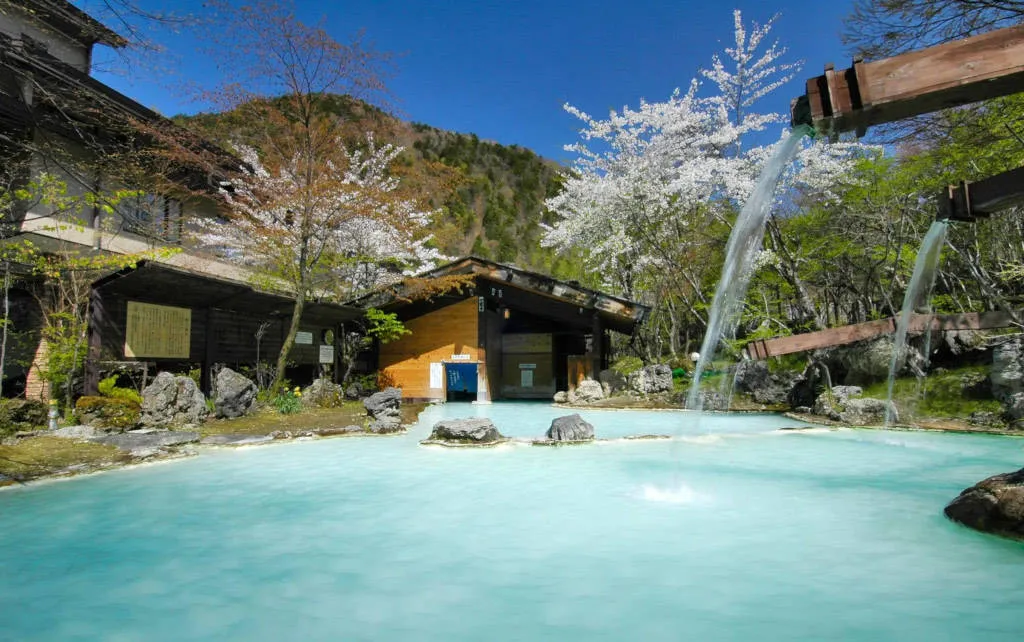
885 219 949 424
686 126 812 412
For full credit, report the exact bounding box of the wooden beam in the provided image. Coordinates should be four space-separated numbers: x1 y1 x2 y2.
793 24 1024 136
939 166 1024 221
744 311 1015 359
84 288 104 396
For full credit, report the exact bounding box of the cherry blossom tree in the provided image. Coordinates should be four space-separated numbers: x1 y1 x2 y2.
200 133 441 391
543 10 874 355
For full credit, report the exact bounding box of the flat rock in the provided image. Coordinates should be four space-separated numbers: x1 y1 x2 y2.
91 430 200 455
945 467 1024 541
424 418 505 446
50 425 98 439
200 434 274 446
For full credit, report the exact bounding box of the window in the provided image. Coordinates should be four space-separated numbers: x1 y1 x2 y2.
118 194 182 243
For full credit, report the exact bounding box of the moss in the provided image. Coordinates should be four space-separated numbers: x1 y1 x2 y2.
861 365 1003 420
0 399 49 438
75 396 141 430
0 437 127 482
200 402 428 438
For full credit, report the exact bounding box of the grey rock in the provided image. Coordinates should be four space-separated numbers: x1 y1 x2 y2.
553 391 569 404
427 418 504 444
1004 392 1024 422
628 364 673 395
734 360 802 405
812 387 895 425
302 378 346 408
140 372 209 428
92 430 200 455
598 369 628 396
200 433 274 446
686 390 728 411
945 467 1024 541
991 336 1024 401
569 379 605 404
968 411 1005 428
546 414 595 441
838 397 895 426
368 414 404 434
214 368 257 419
344 384 362 400
51 425 98 439
819 337 925 385
363 387 402 415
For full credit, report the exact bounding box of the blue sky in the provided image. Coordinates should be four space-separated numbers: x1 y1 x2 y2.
89 0 855 162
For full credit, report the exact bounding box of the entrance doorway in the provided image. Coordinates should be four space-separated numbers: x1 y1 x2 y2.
445 362 478 402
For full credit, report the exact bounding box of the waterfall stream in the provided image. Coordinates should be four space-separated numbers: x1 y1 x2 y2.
686 126 811 412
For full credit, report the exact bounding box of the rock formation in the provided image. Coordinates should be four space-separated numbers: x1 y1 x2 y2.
214 368 257 419
140 372 208 428
363 387 404 433
425 418 505 445
546 414 595 442
945 467 1024 541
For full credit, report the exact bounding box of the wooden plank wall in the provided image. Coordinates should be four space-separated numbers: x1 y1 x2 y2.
484 308 503 401
91 294 334 377
500 333 555 399
379 298 480 400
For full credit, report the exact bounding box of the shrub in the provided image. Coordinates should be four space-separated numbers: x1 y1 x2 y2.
75 396 141 430
272 388 302 414
611 356 644 377
97 375 143 405
672 368 687 379
0 398 49 438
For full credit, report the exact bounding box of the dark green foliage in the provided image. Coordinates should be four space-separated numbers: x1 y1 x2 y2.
74 396 141 430
97 375 143 405
0 398 49 437
272 388 303 414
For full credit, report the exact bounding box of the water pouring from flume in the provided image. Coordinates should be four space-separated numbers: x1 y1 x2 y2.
885 219 949 425
686 125 812 413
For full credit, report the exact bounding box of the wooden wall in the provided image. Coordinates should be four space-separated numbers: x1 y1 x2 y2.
379 298 480 400
89 292 337 393
500 333 555 399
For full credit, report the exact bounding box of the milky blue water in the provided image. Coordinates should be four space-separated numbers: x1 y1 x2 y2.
2 402 1023 641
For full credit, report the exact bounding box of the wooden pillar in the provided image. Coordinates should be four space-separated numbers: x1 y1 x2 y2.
84 288 103 396
200 308 216 395
476 295 490 402
590 314 603 379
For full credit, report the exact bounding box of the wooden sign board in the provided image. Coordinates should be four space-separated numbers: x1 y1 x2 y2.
125 301 191 359
503 333 552 354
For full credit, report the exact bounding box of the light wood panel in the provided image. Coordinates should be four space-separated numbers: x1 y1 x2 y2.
379 298 480 400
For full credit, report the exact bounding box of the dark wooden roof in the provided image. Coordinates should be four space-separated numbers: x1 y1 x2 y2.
13 0 127 48
92 261 364 327
0 31 240 191
349 256 650 334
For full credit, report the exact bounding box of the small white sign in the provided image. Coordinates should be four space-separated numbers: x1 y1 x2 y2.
519 363 536 369
318 345 334 364
429 362 443 388
521 369 534 388
295 331 313 345
451 354 472 361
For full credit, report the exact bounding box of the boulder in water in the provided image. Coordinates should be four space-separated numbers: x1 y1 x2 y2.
425 418 505 446
598 369 628 396
945 467 1024 541
546 414 595 442
812 386 895 425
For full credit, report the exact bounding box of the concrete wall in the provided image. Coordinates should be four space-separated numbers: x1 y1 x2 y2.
0 5 90 72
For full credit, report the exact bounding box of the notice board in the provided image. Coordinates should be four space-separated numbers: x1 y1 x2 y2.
124 301 192 359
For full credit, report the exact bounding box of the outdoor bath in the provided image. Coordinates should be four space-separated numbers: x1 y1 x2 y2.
2 402 1023 641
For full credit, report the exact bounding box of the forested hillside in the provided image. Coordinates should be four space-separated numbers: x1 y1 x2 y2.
176 95 575 275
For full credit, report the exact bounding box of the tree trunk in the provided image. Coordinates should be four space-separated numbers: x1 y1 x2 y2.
272 288 306 393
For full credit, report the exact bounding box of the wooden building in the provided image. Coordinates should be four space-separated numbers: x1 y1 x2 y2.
350 257 649 402
86 262 363 395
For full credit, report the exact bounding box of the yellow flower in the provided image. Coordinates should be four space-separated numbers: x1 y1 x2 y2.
294 386 301 392
294 391 302 398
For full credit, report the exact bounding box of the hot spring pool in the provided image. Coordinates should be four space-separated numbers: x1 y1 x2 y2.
2 402 1023 640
